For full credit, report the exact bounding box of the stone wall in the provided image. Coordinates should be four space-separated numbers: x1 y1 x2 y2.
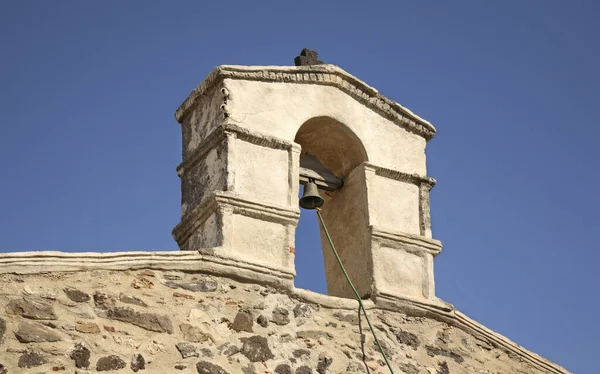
0 266 568 374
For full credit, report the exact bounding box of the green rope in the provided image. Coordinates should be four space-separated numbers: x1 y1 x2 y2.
315 209 395 374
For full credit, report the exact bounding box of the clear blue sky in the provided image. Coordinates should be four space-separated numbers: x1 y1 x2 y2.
1 1 598 372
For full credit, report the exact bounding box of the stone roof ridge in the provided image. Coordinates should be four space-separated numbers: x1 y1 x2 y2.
174 64 437 141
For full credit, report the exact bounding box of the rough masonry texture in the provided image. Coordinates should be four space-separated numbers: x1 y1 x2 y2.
0 269 569 373
0 59 570 373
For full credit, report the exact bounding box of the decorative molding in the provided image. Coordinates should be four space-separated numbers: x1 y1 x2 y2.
172 191 220 246
0 250 294 287
374 292 455 317
363 162 436 238
365 162 436 188
177 123 295 177
0 251 570 373
369 226 442 256
177 126 228 177
175 65 437 141
172 191 300 246
227 121 294 150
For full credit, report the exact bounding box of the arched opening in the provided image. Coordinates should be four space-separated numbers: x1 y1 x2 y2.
294 116 367 178
293 116 370 299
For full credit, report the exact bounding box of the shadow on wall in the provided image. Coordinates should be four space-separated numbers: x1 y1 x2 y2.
293 116 369 299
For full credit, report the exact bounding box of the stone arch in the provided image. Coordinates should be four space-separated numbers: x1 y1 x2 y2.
294 116 371 299
294 116 368 179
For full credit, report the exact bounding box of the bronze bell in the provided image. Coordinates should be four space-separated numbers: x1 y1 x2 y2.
299 180 324 210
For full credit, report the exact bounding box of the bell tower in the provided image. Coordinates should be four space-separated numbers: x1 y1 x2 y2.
172 50 444 309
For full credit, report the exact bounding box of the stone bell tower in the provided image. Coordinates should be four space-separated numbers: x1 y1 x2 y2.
172 50 443 309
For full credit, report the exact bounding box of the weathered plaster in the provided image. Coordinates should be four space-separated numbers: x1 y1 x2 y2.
175 65 436 141
173 64 441 308
221 78 428 176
